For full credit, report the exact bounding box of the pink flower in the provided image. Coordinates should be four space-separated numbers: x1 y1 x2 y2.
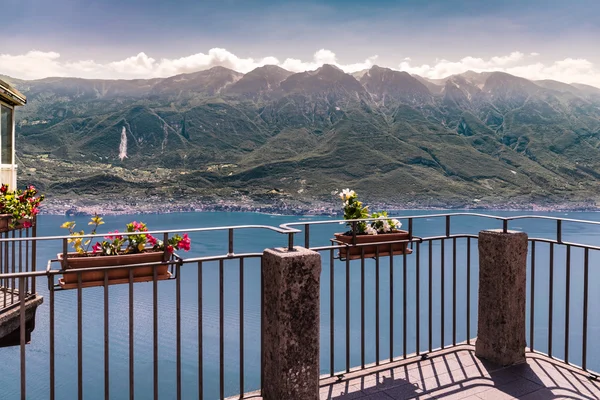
22 221 32 228
32 207 39 215
105 230 123 241
167 245 174 253
147 234 157 246
177 233 191 251
132 221 147 232
92 242 101 253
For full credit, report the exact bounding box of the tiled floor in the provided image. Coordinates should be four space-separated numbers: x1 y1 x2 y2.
318 345 600 399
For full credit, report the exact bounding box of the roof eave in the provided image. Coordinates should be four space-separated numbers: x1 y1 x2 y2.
0 79 27 106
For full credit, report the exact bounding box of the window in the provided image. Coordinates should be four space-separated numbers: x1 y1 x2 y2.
0 104 13 165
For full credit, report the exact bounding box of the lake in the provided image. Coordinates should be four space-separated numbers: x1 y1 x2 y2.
1 210 600 399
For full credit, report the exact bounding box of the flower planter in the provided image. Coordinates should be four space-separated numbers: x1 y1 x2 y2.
0 214 32 232
57 251 171 289
334 230 412 260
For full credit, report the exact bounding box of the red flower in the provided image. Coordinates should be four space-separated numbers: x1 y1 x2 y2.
92 242 101 253
177 233 191 251
22 221 32 228
0 184 8 194
32 207 39 215
147 234 157 246
167 245 174 253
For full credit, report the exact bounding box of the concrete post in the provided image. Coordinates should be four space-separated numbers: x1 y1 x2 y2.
476 229 528 366
262 246 321 400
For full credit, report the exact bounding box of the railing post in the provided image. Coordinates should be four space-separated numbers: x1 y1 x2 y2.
476 229 528 366
261 246 321 400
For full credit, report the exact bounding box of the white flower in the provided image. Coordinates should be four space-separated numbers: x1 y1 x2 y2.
339 188 355 202
381 220 391 233
390 219 402 230
365 225 378 235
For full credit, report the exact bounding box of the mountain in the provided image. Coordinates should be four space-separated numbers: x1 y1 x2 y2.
8 65 600 210
412 75 443 94
359 66 432 105
225 65 293 99
535 80 582 94
571 83 600 98
280 64 367 96
150 66 243 97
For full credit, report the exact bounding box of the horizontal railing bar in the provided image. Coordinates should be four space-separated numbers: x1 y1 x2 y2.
330 237 424 247
529 238 600 251
419 235 478 241
0 224 301 243
0 253 264 280
282 212 600 230
280 212 507 229
180 253 263 263
312 235 477 252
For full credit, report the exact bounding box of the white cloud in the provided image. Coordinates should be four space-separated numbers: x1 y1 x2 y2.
398 51 600 87
1 49 599 88
0 48 377 80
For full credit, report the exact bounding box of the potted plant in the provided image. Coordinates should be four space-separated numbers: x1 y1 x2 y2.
57 214 191 289
0 184 44 232
333 189 411 260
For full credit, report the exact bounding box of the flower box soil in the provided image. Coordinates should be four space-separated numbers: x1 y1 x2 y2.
58 251 170 289
333 230 412 260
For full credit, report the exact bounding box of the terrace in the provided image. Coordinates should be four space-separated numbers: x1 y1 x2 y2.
0 213 600 399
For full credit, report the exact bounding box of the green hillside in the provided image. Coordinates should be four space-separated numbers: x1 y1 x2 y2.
10 65 600 211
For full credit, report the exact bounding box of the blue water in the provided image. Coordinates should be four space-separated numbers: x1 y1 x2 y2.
1 211 600 399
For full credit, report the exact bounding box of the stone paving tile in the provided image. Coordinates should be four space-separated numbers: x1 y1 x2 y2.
261 347 599 400
474 378 543 399
517 388 558 400
320 381 366 399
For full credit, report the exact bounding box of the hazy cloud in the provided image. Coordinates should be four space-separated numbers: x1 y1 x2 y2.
0 48 377 80
399 52 600 87
1 49 599 88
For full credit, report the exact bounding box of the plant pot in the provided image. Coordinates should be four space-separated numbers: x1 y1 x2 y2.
0 214 33 232
57 251 171 289
333 230 412 260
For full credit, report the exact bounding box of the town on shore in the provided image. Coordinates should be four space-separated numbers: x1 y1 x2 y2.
39 196 600 217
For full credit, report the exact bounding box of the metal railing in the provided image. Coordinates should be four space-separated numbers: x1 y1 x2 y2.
0 223 36 314
0 213 599 400
0 224 297 400
280 213 600 379
282 214 481 377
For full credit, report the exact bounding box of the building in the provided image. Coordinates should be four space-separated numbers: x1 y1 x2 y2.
0 79 26 189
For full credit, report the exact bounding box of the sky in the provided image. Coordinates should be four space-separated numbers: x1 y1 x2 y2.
1 0 600 86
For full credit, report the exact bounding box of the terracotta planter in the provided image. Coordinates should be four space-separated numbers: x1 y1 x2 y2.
0 214 33 232
333 230 412 260
58 251 171 289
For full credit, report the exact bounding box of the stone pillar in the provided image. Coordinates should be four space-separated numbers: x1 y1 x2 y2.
476 229 528 366
262 246 321 400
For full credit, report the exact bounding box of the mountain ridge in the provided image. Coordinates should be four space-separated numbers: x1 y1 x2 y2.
8 64 600 209
3 65 599 93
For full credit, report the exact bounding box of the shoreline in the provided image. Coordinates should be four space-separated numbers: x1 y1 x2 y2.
38 198 600 217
